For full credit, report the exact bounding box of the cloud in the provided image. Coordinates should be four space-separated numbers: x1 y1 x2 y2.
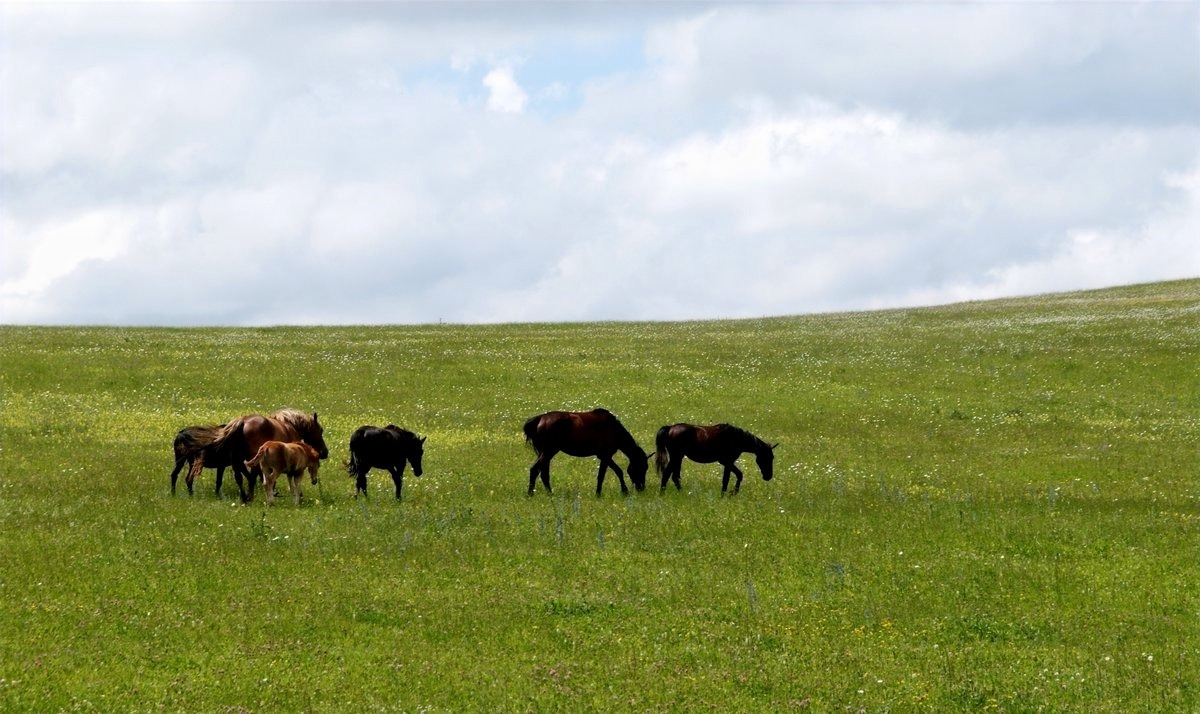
483 65 527 114
0 2 1196 325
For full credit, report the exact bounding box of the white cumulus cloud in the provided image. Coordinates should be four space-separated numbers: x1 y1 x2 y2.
484 65 527 114
0 2 1196 325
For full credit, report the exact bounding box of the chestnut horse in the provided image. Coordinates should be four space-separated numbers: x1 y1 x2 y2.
245 440 322 506
523 408 648 496
654 423 777 494
209 409 329 503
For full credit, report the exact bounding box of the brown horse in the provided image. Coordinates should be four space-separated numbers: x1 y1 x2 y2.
523 408 648 496
245 440 321 506
654 423 777 494
209 409 329 503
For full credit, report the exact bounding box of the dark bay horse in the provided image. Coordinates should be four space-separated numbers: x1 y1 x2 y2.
209 409 329 503
347 425 426 500
655 423 777 494
523 408 648 496
169 424 231 496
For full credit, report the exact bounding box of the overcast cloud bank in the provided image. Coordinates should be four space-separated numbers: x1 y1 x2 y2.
2 2 1197 325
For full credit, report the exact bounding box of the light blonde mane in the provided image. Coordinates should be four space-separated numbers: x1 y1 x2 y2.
270 408 313 432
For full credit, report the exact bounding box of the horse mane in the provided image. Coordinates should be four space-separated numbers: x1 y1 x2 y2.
271 408 314 432
385 424 419 440
722 423 770 452
607 413 646 461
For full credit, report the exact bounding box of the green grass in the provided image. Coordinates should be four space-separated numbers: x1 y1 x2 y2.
1 279 1197 711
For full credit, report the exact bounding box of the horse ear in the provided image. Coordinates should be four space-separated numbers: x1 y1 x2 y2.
771 442 779 450
313 412 319 422
420 436 427 444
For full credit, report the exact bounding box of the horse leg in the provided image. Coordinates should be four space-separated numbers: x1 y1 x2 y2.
662 454 682 492
246 465 259 504
170 458 185 495
355 467 370 498
390 466 405 501
232 470 244 501
529 452 553 495
263 469 277 505
230 460 249 503
608 458 629 496
528 456 540 495
595 459 609 497
214 467 225 497
539 453 554 495
290 472 301 505
721 463 744 494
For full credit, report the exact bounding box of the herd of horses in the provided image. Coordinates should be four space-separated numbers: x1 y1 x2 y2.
170 407 778 505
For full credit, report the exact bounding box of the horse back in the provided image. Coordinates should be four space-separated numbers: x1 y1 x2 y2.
662 423 736 463
255 440 318 473
531 409 627 456
244 415 298 449
350 425 413 466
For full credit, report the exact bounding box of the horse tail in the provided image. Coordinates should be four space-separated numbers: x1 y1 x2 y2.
244 442 266 471
522 414 542 451
654 425 671 474
210 417 247 465
346 452 360 479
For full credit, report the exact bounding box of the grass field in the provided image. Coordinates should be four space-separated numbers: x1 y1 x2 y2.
1 279 1197 711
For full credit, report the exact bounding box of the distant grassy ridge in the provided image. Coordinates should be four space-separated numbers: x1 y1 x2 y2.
1 279 1197 711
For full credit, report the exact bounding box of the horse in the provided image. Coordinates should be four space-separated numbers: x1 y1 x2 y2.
654 423 777 494
245 440 321 506
347 425 426 500
169 423 232 496
523 408 648 496
208 409 329 503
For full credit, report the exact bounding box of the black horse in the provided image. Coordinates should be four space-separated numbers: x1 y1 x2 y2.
169 424 232 496
523 408 648 496
347 425 426 499
654 423 777 493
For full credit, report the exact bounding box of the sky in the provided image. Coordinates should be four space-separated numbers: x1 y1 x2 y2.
2 1 1198 326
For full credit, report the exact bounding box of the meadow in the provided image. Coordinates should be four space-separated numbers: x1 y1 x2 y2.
1 279 1197 712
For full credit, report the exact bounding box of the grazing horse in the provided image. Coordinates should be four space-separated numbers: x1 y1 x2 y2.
655 423 777 494
209 409 329 503
245 440 321 506
169 424 232 496
523 409 648 496
347 425 426 500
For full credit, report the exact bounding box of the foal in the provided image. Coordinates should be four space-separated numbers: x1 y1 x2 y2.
245 440 322 505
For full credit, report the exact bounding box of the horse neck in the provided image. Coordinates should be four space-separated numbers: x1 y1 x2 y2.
614 427 644 460
396 433 418 454
273 415 309 441
738 430 767 456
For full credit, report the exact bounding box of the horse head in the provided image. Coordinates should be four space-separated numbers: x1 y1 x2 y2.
628 450 648 492
409 435 427 477
306 412 330 459
756 442 778 481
